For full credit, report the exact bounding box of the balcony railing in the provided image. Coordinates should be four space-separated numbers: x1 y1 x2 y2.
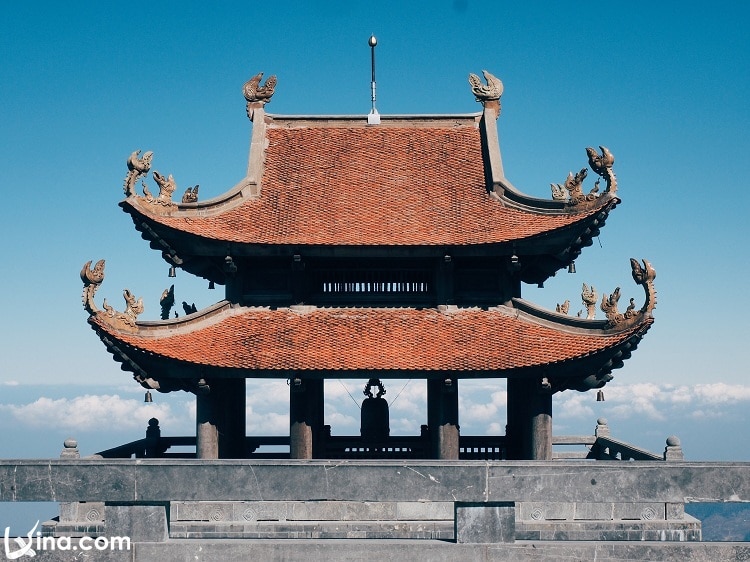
93 418 681 461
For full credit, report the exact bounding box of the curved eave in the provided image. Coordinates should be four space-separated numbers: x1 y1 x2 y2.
120 192 618 285
86 300 653 392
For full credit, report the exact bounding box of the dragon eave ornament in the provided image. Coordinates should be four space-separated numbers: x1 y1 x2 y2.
81 259 143 333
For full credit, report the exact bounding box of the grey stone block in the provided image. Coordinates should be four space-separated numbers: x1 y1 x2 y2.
456 502 515 543
105 504 168 542
59 500 105 523
517 502 575 520
573 502 613 520
396 500 453 520
614 502 665 520
666 502 685 519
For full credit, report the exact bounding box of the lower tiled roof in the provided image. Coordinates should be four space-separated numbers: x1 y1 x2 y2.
135 125 598 245
90 306 649 372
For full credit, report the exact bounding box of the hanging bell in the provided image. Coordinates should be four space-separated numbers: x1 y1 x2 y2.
596 389 605 402
144 391 153 403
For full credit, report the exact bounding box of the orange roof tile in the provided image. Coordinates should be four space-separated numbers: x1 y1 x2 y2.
130 123 602 246
91 306 649 373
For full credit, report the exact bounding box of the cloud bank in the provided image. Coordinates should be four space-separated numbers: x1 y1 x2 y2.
1 381 748 460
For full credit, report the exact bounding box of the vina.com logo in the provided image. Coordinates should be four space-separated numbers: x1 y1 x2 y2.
3 521 131 559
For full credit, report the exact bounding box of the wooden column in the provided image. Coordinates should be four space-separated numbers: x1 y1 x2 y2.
290 377 324 459
196 378 246 459
436 255 455 305
506 377 552 460
427 377 460 459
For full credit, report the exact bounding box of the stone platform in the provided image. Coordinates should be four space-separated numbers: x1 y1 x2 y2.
4 459 750 561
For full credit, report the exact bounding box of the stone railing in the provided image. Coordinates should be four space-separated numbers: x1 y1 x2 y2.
553 418 683 461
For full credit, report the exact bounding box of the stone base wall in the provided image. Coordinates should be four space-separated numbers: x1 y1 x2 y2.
43 500 701 543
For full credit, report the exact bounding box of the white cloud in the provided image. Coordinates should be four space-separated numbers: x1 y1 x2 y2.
555 393 594 420
0 394 187 432
692 382 750 404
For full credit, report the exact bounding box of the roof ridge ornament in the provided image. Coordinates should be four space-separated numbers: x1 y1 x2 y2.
243 71 277 119
81 259 143 332
468 70 503 115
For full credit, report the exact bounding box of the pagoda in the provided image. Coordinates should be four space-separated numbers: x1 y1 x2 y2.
81 69 656 461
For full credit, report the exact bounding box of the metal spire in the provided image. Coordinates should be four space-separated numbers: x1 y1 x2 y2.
367 34 380 124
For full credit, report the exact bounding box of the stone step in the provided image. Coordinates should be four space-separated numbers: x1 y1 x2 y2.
169 519 455 540
516 515 702 542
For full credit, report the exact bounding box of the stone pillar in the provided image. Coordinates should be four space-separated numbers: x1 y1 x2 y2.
290 377 324 459
427 377 460 459
506 377 552 460
196 387 218 459
219 378 247 458
196 378 246 459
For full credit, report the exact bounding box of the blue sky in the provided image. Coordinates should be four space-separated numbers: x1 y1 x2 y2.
1 0 749 489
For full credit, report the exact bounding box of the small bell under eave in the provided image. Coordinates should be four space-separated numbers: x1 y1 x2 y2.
144 391 153 403
596 389 605 402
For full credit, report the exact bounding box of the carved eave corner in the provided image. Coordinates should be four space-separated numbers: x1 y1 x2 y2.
600 258 657 330
122 150 181 215
243 71 277 121
554 258 656 330
552 260 657 390
81 259 143 334
550 146 618 207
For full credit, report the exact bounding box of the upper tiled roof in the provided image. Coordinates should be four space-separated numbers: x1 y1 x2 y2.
89 304 650 374
122 117 611 247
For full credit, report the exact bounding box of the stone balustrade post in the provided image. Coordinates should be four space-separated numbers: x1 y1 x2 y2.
664 436 683 461
59 438 80 459
59 439 80 520
145 417 161 458
595 418 610 437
